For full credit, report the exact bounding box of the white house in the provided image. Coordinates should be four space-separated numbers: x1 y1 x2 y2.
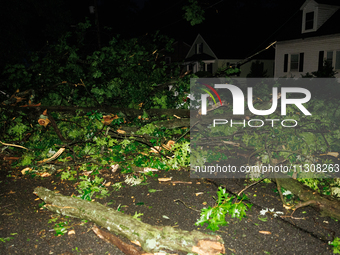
184 34 275 77
275 0 340 78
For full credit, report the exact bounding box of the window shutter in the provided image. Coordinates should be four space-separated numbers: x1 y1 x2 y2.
318 51 324 71
283 54 288 72
299 53 304 72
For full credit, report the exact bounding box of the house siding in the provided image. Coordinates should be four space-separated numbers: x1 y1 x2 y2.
274 34 340 78
186 35 217 59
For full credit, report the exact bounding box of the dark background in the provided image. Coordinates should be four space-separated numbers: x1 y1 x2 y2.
0 0 305 72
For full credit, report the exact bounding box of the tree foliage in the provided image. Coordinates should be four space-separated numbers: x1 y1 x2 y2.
1 20 190 110
182 0 205 26
0 20 193 206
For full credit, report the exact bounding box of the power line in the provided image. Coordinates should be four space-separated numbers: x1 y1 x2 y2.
246 6 301 56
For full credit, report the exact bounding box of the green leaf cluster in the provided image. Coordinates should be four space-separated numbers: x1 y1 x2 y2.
330 237 340 254
195 187 252 231
182 0 205 26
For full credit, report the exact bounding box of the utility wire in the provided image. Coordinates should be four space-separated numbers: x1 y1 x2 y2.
246 6 301 56
237 41 277 67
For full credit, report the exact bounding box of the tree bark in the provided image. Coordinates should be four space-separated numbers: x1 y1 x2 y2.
33 187 225 255
274 173 340 220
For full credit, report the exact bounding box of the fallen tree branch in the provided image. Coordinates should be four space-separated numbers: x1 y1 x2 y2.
273 172 340 220
34 187 225 255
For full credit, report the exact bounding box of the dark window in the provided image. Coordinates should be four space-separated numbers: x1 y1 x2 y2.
196 43 203 54
326 51 333 66
290 54 299 71
284 54 288 72
336 51 340 69
318 51 324 71
206 63 213 73
305 12 314 30
299 53 304 72
188 64 193 72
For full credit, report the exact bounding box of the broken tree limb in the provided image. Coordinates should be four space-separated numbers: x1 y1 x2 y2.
34 187 225 255
273 172 340 220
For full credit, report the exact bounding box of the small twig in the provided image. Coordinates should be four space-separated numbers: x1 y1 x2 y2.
175 120 199 143
47 113 68 143
0 141 28 150
280 215 306 220
101 127 110 154
0 204 14 209
174 199 201 212
234 178 265 203
293 200 320 212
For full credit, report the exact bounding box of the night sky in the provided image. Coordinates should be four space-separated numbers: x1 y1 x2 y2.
0 0 306 70
74 0 305 41
68 0 305 55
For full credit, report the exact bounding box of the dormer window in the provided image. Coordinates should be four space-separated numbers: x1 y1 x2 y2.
305 11 314 30
300 0 340 34
302 8 317 33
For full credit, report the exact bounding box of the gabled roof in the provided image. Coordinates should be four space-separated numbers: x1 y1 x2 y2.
301 0 340 9
185 34 218 60
276 0 340 41
185 33 274 61
313 0 340 5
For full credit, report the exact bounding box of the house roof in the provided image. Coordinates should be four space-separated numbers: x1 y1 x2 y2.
313 0 340 5
185 33 275 62
301 0 340 9
276 1 340 41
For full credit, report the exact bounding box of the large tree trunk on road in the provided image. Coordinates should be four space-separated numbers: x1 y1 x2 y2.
34 187 225 255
